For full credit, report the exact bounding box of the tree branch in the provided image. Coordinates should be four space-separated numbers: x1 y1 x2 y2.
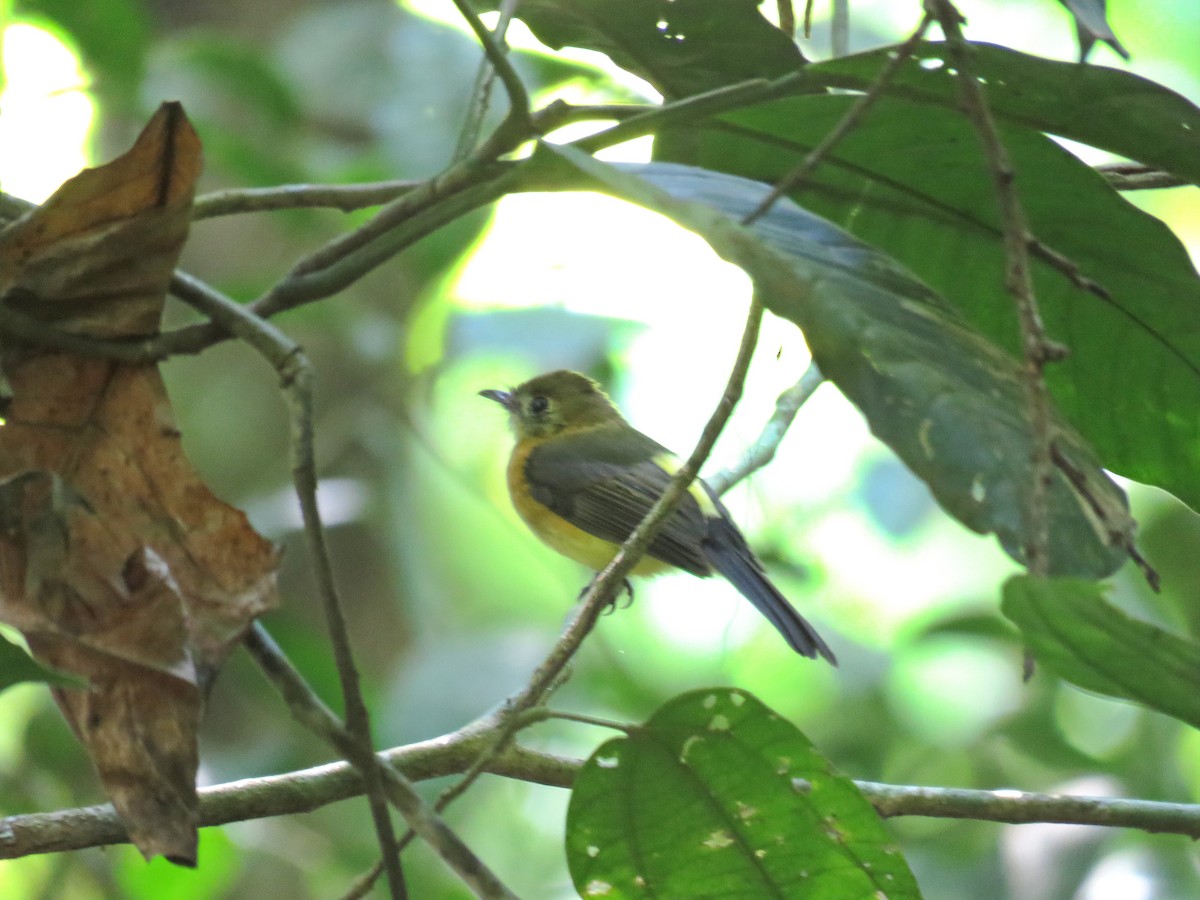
192 181 421 219
8 743 1200 859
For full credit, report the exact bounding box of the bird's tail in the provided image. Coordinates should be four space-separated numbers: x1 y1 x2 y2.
705 524 836 665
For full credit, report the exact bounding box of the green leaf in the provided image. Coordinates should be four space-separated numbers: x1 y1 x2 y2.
802 42 1195 183
656 93 1200 514
522 146 1132 578
566 688 921 898
1002 575 1200 729
0 630 81 692
484 0 803 98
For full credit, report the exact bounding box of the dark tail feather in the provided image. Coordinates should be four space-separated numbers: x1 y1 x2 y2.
705 529 836 665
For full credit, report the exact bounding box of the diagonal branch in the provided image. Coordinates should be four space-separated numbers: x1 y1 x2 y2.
709 361 825 495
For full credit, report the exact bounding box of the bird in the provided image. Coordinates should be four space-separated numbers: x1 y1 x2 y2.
480 370 836 664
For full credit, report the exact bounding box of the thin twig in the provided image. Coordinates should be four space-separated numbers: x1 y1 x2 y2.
777 0 795 37
453 0 524 162
513 707 635 733
1029 239 1110 300
709 361 825 495
743 10 934 225
929 0 1067 577
192 181 421 219
567 79 777 156
449 0 534 151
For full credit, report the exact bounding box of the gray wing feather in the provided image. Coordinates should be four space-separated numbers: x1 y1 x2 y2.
524 428 712 576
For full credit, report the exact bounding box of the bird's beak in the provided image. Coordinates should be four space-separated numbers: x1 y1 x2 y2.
479 388 516 410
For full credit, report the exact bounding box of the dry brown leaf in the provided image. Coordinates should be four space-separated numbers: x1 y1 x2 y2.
0 103 280 865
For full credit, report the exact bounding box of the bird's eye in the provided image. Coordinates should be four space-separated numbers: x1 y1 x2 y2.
529 395 549 415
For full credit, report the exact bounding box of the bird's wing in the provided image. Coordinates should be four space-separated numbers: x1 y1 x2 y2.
523 426 714 576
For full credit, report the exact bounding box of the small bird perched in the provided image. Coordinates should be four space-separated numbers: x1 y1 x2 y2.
481 370 836 664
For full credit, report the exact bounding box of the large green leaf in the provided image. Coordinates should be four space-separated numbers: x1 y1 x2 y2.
481 0 803 98
655 94 1200 513
520 145 1132 577
566 688 921 898
801 42 1198 183
1002 575 1200 730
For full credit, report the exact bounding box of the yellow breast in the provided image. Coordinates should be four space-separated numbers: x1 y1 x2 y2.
507 438 669 577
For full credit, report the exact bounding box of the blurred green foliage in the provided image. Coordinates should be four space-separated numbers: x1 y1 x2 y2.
0 0 1197 898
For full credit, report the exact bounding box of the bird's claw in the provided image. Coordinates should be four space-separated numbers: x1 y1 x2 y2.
580 575 635 613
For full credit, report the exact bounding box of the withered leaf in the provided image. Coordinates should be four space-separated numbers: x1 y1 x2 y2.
0 103 280 865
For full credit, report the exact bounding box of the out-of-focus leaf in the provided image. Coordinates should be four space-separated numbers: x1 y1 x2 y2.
914 609 1020 644
521 146 1132 578
274 3 494 178
567 688 921 897
801 43 1196 183
15 0 150 108
478 0 804 98
0 103 280 865
159 38 306 128
1055 0 1129 61
1002 575 1200 730
656 94 1200 515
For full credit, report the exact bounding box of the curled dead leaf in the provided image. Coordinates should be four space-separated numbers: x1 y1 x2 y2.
0 103 280 864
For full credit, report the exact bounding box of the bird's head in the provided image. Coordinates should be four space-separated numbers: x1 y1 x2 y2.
480 370 622 439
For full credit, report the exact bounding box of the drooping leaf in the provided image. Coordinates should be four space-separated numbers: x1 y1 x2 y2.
521 145 1133 578
567 688 921 898
1002 575 1200 730
0 103 280 865
479 0 804 98
800 42 1197 183
654 93 1200 515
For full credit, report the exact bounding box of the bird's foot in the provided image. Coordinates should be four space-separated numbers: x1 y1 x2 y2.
579 575 635 613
